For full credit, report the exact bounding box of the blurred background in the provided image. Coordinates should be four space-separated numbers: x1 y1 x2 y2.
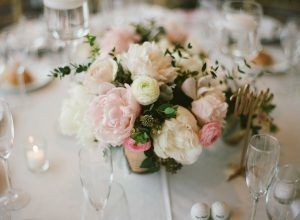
1 0 300 29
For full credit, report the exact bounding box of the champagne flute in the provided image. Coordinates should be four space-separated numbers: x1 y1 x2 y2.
0 99 30 210
245 134 280 220
43 0 89 63
79 146 113 219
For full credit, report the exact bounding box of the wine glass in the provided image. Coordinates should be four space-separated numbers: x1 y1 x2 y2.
245 134 280 220
222 0 263 59
0 99 30 210
82 182 131 220
79 146 113 219
43 0 89 63
266 164 300 220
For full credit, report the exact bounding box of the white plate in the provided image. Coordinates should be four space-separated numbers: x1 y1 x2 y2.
251 46 289 74
0 57 53 93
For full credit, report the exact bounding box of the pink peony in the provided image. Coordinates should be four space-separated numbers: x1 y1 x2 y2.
100 27 140 55
88 84 140 146
199 122 222 147
192 92 228 124
123 137 151 152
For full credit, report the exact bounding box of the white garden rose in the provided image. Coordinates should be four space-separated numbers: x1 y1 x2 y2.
121 42 177 83
192 91 228 124
83 57 118 94
153 106 202 165
131 76 160 105
59 83 94 146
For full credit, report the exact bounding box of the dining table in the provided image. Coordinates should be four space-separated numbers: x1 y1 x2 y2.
0 4 300 220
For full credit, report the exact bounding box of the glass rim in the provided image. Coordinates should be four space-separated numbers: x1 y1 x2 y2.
223 0 263 13
248 134 280 153
276 164 300 183
78 146 110 164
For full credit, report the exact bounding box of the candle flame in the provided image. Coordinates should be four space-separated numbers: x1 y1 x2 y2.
33 145 39 152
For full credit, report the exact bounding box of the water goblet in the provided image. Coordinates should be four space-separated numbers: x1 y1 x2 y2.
43 0 89 63
0 99 30 210
79 146 113 219
222 0 263 59
245 134 280 220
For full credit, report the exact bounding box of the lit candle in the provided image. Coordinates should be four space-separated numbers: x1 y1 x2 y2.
26 145 46 171
274 181 295 202
43 0 84 10
226 13 258 32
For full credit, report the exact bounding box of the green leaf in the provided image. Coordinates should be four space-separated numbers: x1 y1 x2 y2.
202 62 207 72
237 66 245 74
164 107 176 115
140 157 156 169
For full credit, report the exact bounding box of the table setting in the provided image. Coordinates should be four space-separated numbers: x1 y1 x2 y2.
0 0 300 220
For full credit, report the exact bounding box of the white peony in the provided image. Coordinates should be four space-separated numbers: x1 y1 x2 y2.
121 42 178 83
59 83 95 146
153 106 202 165
131 76 160 105
83 57 118 94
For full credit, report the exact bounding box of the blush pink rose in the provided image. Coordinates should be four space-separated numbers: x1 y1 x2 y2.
164 20 188 44
199 122 222 147
192 92 228 124
123 137 151 152
100 27 140 55
88 84 140 146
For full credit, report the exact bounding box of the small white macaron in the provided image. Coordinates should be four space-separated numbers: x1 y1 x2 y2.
211 201 230 220
190 202 210 220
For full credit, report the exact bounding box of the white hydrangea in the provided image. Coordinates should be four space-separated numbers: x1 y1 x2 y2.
59 83 95 146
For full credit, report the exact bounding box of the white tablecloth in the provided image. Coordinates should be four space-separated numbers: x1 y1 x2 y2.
1 4 300 220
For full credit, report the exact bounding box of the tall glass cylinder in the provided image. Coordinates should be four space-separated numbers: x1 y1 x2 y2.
222 0 263 59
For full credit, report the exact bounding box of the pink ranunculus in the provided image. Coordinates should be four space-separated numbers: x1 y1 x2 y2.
191 92 228 124
100 27 140 56
199 122 222 147
88 84 140 146
123 137 151 152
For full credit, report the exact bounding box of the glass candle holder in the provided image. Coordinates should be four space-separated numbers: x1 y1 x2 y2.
25 135 49 172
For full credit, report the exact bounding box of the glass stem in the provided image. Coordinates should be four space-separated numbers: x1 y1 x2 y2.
95 208 104 220
249 196 259 220
2 159 13 192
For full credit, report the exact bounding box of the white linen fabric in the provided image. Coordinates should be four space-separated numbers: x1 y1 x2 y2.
0 4 299 220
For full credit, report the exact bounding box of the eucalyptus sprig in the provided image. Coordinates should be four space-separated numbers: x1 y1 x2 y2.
50 34 100 78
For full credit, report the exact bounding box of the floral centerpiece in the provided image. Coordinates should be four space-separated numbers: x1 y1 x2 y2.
52 21 277 173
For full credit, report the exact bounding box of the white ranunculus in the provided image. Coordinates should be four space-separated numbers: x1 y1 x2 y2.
131 76 160 105
83 57 118 94
153 106 202 165
59 83 95 146
121 42 178 83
